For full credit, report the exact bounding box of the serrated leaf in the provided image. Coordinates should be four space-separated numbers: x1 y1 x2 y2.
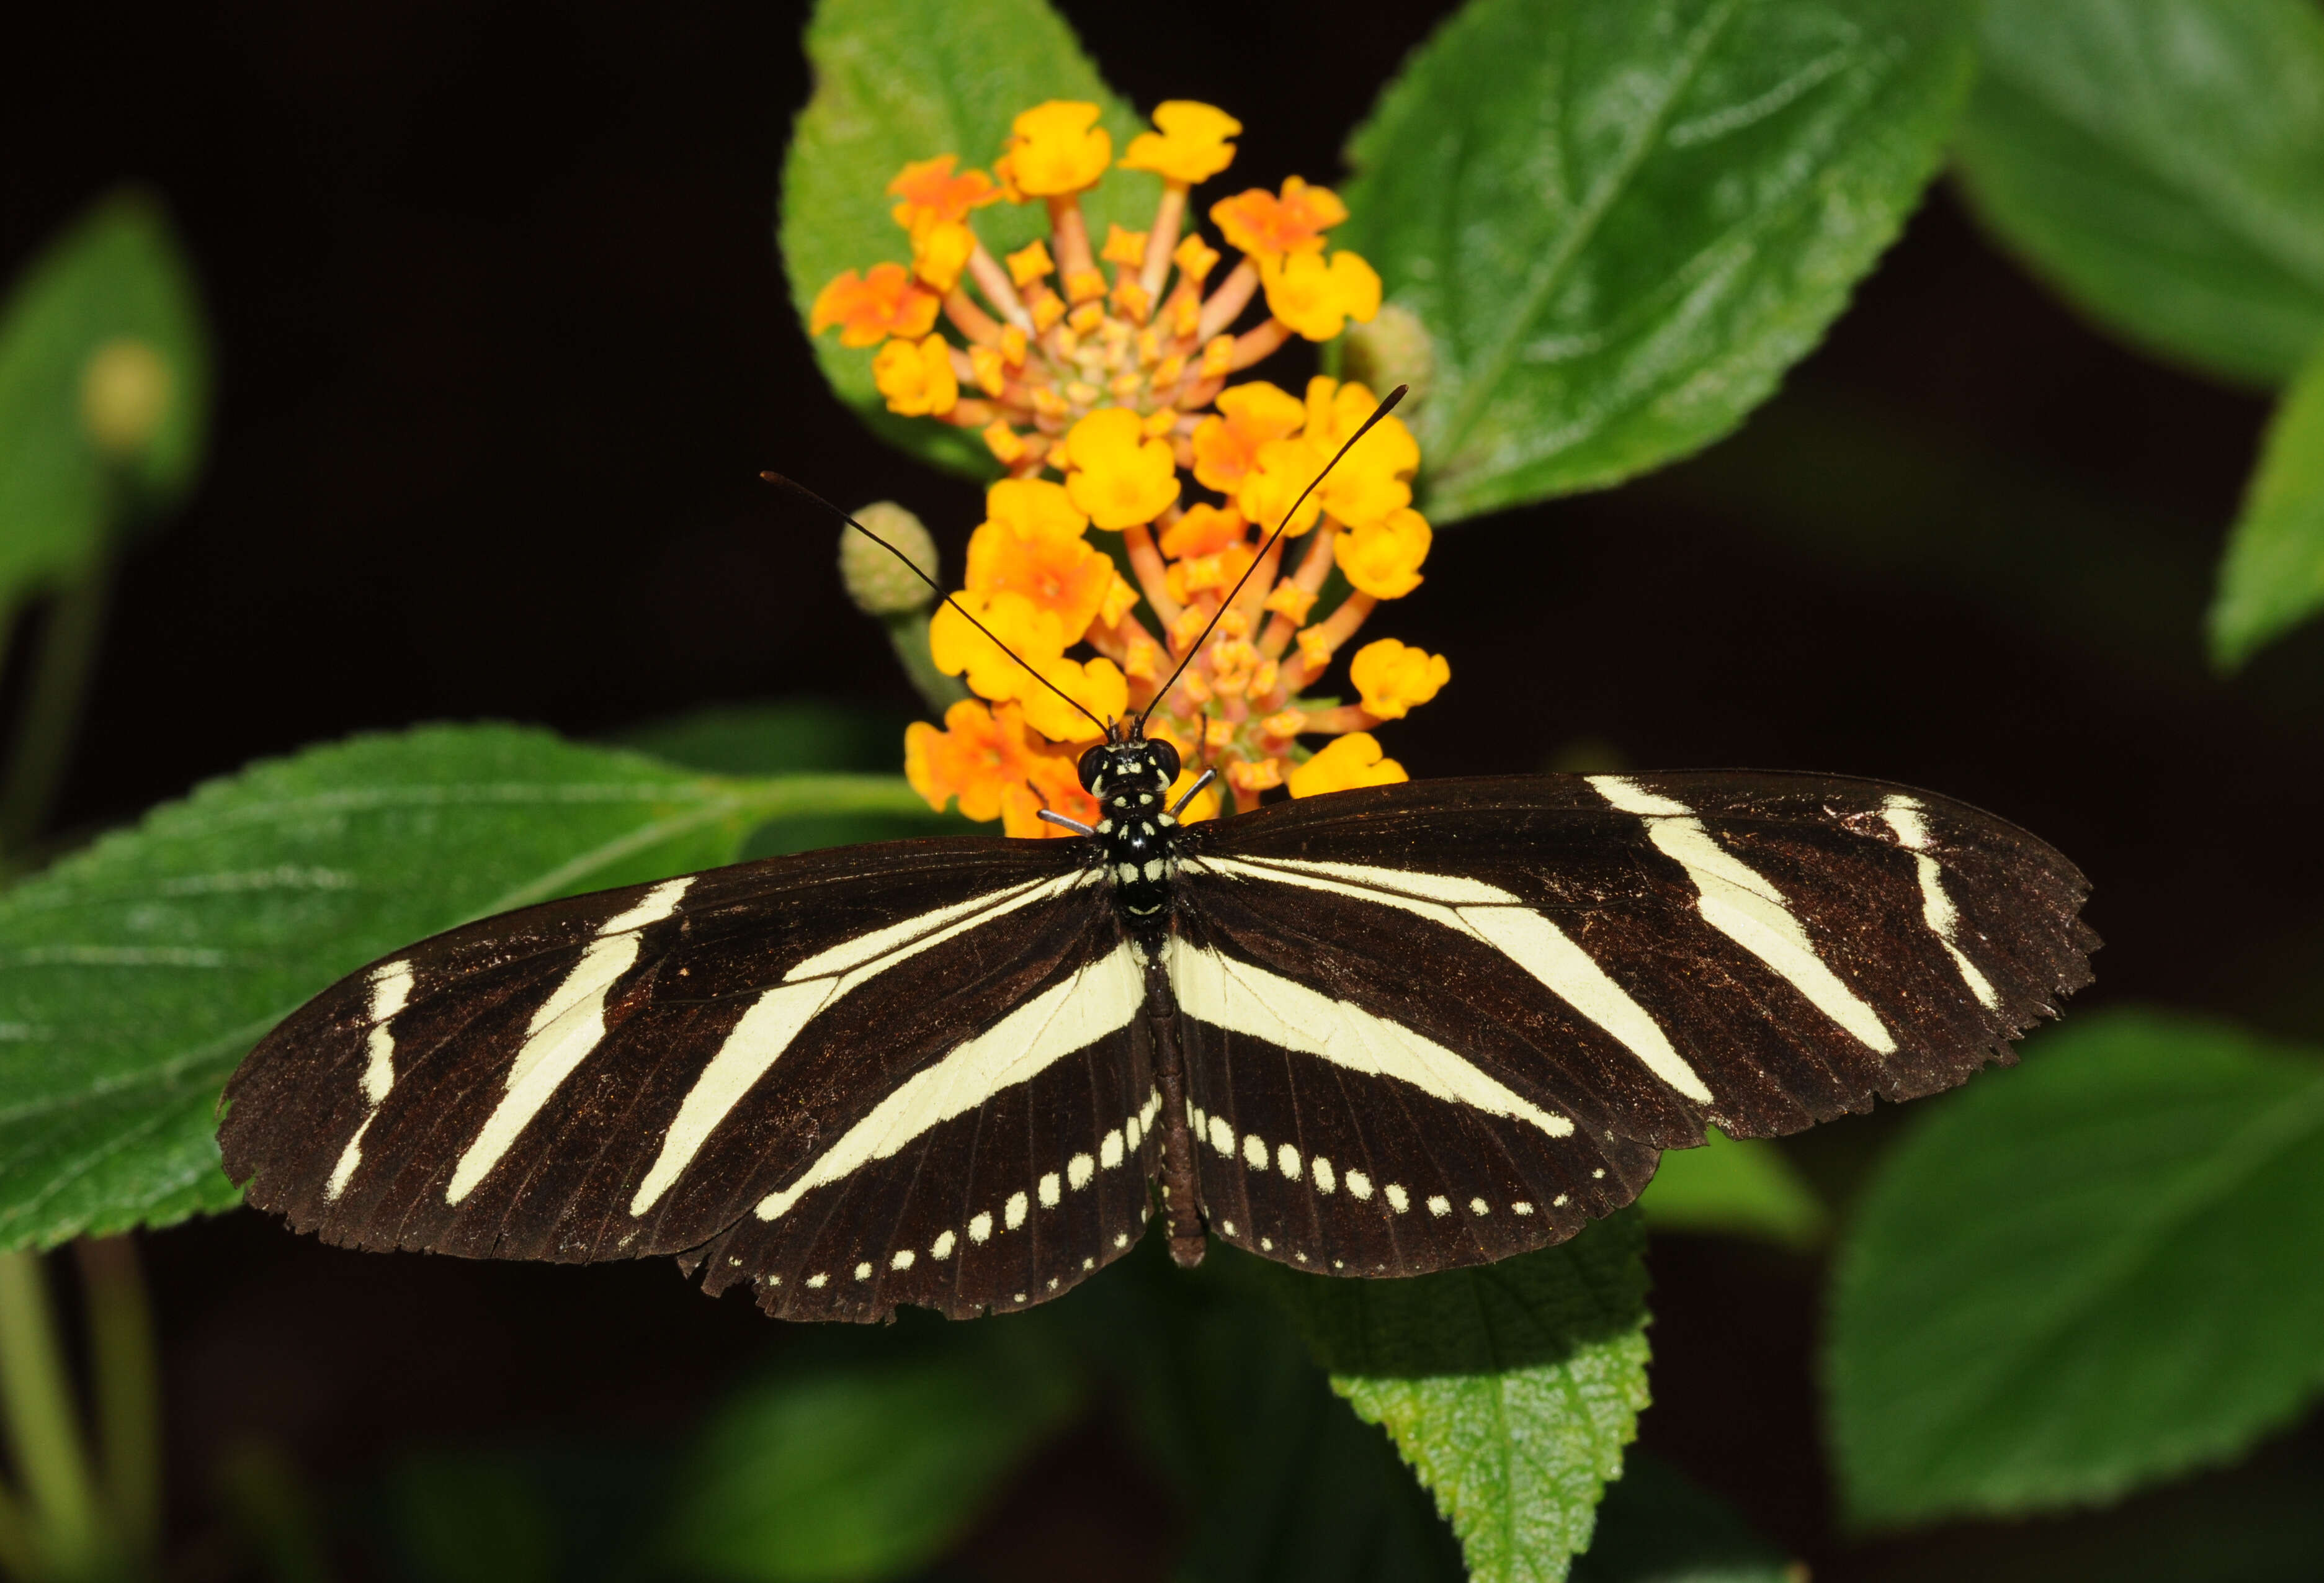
1827 1007 2324 1527
668 1317 1085 1583
780 0 1158 478
1572 1450 1796 1583
2210 341 2324 668
1262 1212 1653 1583
0 188 210 610
1955 0 2324 388
1339 0 1972 522
1638 1128 1826 1250
0 725 930 1250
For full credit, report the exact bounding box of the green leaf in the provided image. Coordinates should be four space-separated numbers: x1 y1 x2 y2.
1572 1450 1797 1583
1638 1128 1827 1249
1955 0 2324 388
667 1317 1085 1583
384 1454 560 1583
780 0 1158 478
0 188 210 609
2210 342 2324 668
1261 1213 1653 1583
1827 1007 2324 1527
0 725 930 1250
1339 0 1974 522
609 699 977 857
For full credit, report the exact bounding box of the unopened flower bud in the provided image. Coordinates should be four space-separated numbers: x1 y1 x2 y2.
78 337 172 459
839 501 939 616
1339 303 1434 411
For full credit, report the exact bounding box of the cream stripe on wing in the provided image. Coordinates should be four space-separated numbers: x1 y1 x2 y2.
1591 777 1897 1053
1202 856 1712 1103
1169 938 1575 1139
446 877 692 1204
753 939 1145 1221
1881 794 2001 1010
630 868 1095 1217
324 959 419 1201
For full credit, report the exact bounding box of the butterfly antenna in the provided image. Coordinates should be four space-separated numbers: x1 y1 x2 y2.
1135 385 1406 732
763 472 1111 737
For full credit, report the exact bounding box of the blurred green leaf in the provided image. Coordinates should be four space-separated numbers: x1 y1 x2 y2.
2210 343 2324 669
1827 1007 2324 1527
668 1317 1085 1583
1571 1450 1796 1583
0 189 210 613
1261 1213 1653 1583
610 699 976 857
781 0 1157 479
1340 0 1972 521
385 1454 558 1583
1955 0 2324 387
1638 1129 1826 1250
0 724 929 1250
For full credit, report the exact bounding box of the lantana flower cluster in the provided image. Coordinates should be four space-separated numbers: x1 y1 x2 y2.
811 99 1449 837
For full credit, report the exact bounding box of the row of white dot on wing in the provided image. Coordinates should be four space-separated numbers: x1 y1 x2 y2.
1189 1100 1574 1232
775 1088 1164 1295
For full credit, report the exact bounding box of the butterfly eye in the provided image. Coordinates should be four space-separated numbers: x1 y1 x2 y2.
1148 738 1181 784
1076 743 1110 791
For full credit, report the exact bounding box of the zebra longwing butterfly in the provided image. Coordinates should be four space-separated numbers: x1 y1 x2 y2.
218 746 2094 1323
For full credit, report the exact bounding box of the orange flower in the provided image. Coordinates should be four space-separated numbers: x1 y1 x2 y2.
998 101 1112 198
1190 380 1305 495
1011 651 1127 744
965 479 1113 641
872 333 958 416
1335 507 1431 598
1259 246 1381 341
1121 101 1241 186
1157 501 1247 559
1349 639 1449 719
905 699 1043 822
810 263 940 348
1060 407 1180 529
1288 731 1407 797
930 590 1068 701
1211 176 1347 260
888 155 1000 236
1006 751 1102 838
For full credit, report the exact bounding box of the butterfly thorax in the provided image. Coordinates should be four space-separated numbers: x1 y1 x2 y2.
1078 738 1182 937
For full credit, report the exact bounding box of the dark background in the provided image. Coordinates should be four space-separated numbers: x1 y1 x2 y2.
7 1 2321 1577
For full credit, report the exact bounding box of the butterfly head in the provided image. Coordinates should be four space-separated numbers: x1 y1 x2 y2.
1077 734 1179 809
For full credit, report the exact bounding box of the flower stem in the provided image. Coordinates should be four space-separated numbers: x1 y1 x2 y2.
878 614 968 716
74 1238 159 1571
0 560 112 868
0 1250 101 1576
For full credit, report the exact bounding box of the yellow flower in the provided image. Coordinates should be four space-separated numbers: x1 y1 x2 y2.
1211 176 1347 260
1335 507 1431 598
1101 225 1148 266
1306 378 1418 527
1121 101 1241 186
871 333 958 416
1060 407 1181 529
888 155 1000 236
1289 731 1408 797
911 219 977 294
930 590 1067 700
1190 380 1305 494
810 263 940 348
1006 238 1055 286
998 101 1112 197
1238 434 1330 537
1013 652 1127 743
1164 763 1222 823
1349 639 1449 719
1259 248 1382 341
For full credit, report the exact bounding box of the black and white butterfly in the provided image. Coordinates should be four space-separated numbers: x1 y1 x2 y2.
219 735 2095 1324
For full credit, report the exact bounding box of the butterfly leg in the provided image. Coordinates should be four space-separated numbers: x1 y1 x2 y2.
1143 951 1207 1268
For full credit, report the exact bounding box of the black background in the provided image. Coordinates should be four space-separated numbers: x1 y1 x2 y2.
7 1 2322 1577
